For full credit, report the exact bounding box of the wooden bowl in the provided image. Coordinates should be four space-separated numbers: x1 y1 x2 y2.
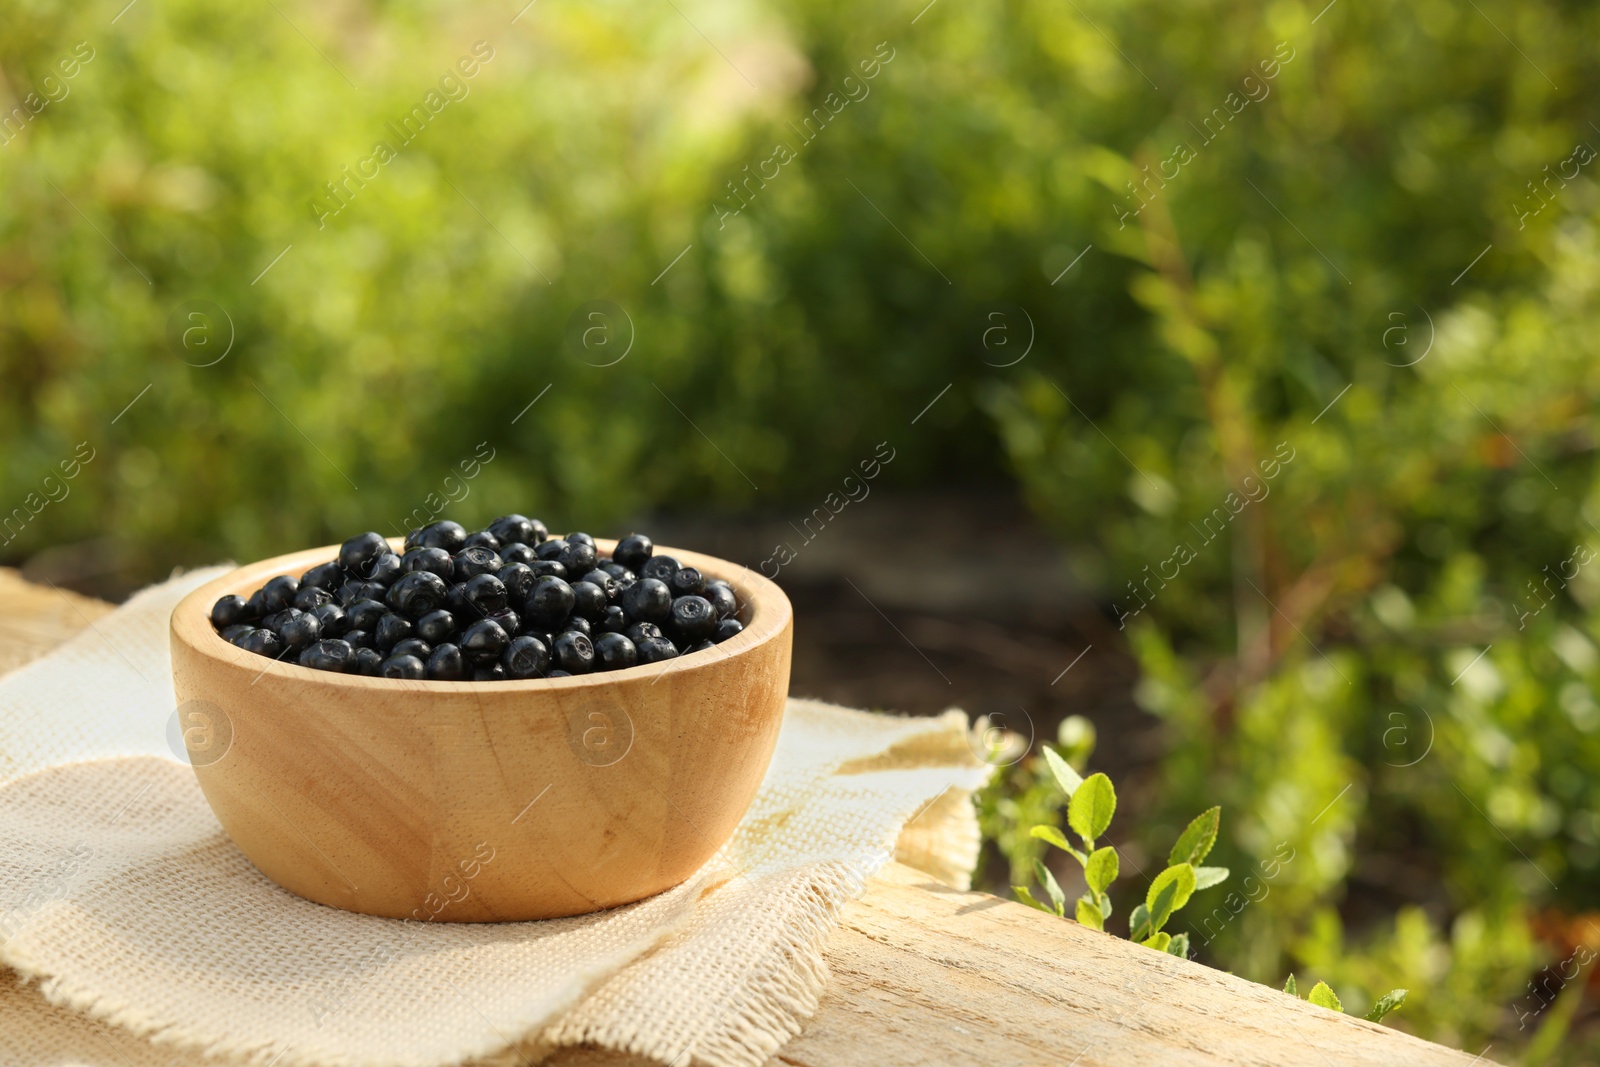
168 539 792 921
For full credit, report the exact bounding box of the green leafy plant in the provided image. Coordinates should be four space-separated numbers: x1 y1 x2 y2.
1014 745 1228 958
1284 974 1407 1023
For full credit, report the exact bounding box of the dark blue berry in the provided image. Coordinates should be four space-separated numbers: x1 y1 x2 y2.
548 669 572 678
343 629 374 650
406 520 467 553
463 530 501 552
337 579 388 606
524 576 576 629
596 605 629 635
613 533 652 572
625 621 662 645
704 580 738 620
387 570 449 618
685 639 716 654
473 664 508 682
640 555 680 582
347 598 388 632
446 582 480 623
571 580 608 622
379 654 426 679
361 551 404 585
294 585 333 612
299 639 354 673
401 546 455 582
416 610 456 645
426 643 466 680
534 538 567 562
560 616 592 638
668 567 705 597
486 608 521 637
453 545 503 580
669 595 717 643
599 562 632 581
566 531 596 548
300 561 343 590
577 568 617 596
222 624 254 644
622 578 672 623
528 559 568 580
391 637 432 660
211 595 251 629
557 540 597 576
552 631 595 674
714 617 744 642
500 541 536 565
278 609 321 650
502 635 550 678
636 636 679 664
593 632 638 671
240 629 285 658
353 647 384 675
375 613 413 651
488 514 538 546
312 601 349 637
462 573 508 615
261 574 300 613
460 619 509 665
498 562 536 601
339 532 389 574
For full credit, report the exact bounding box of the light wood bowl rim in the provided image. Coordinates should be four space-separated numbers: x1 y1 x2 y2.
171 536 790 693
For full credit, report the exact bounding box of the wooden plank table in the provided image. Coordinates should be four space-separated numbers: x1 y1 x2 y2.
0 569 1493 1067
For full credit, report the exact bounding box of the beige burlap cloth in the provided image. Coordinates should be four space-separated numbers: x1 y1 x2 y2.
0 570 990 1067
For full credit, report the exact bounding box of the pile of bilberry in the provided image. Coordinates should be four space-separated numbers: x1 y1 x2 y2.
207 516 744 680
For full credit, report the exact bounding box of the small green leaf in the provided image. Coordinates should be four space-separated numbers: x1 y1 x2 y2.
1168 806 1221 866
1084 846 1120 897
1283 973 1298 997
1128 902 1152 943
1014 886 1051 913
1192 865 1230 890
1034 859 1066 916
1141 932 1172 951
1144 863 1197 933
1364 989 1407 1023
1068 772 1117 846
1029 825 1087 863
1166 932 1190 958
1041 745 1084 798
1074 896 1104 930
1308 982 1343 1012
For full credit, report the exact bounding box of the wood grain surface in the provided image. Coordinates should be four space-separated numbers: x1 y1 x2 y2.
0 568 1497 1067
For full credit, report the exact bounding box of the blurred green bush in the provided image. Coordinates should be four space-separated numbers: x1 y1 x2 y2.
4 0 1599 1056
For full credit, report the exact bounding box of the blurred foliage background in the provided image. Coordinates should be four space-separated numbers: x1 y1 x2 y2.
4 0 1599 1058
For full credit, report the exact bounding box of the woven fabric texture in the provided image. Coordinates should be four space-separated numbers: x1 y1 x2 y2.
0 570 989 1067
